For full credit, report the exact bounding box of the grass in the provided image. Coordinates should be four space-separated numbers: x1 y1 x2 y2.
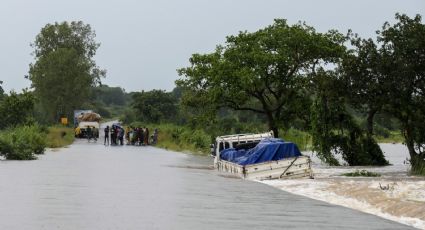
280 128 312 151
46 126 75 148
156 137 206 155
374 131 404 143
341 169 381 177
153 124 210 155
127 122 211 155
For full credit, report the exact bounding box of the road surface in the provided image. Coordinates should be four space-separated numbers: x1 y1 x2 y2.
0 124 415 229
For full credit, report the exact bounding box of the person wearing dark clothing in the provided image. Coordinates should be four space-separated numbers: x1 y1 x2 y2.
144 127 149 145
138 128 144 146
104 125 110 146
114 126 118 145
86 126 92 142
111 125 116 145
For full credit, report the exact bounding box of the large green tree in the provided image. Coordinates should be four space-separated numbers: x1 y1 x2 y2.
378 14 425 174
28 21 105 123
132 90 178 123
177 19 345 137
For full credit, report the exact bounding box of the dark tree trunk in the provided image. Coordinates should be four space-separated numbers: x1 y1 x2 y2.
366 109 378 136
271 126 279 138
405 136 422 173
404 122 425 175
266 112 279 138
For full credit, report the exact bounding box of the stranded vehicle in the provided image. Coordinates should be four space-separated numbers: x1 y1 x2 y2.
211 131 313 180
74 110 101 138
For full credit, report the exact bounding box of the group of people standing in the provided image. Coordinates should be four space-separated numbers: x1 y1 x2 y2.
103 124 124 145
103 124 158 146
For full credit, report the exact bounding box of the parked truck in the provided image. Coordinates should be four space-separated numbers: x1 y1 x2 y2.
74 110 101 138
211 131 313 180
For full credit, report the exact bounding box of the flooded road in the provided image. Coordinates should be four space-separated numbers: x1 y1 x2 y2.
0 136 415 229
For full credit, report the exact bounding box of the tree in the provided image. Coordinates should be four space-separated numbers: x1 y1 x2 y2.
309 70 387 166
132 90 178 123
378 14 425 174
177 19 345 137
0 90 35 129
92 85 127 106
342 36 388 136
28 21 105 123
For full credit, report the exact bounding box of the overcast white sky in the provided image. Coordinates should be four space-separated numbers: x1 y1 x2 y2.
0 0 424 93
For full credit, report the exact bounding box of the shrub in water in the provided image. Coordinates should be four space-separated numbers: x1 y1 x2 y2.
0 125 47 160
342 170 381 177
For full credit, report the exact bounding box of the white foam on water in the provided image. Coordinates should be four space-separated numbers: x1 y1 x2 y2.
261 179 425 229
259 144 425 229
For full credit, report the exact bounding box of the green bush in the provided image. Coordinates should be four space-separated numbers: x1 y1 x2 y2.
181 129 211 149
280 128 311 151
159 124 211 153
0 125 47 160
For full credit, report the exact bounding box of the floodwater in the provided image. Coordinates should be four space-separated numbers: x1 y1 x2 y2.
0 128 415 229
264 143 425 229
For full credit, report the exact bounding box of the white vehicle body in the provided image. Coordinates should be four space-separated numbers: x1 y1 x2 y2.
212 131 313 180
75 121 100 138
78 121 100 129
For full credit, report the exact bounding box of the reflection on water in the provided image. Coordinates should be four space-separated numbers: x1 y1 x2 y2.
0 140 413 229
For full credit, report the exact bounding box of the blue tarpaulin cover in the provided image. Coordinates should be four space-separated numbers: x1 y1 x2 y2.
220 138 302 166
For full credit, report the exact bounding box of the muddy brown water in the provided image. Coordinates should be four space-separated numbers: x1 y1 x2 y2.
0 131 415 229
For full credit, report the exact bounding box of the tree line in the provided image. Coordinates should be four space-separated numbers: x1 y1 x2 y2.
1 15 424 175
127 13 425 174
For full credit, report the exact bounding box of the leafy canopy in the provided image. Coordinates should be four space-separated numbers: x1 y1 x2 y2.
132 90 178 123
28 21 105 123
177 19 346 137
378 13 425 174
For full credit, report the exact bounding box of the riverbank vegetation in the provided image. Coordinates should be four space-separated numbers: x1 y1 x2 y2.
46 126 75 148
0 89 45 160
0 125 46 160
136 123 211 154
